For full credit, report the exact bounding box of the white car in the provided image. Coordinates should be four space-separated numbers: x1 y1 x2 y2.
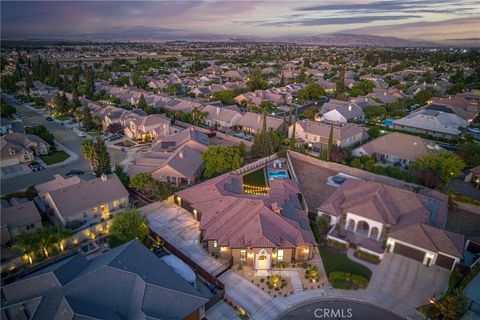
77 132 87 138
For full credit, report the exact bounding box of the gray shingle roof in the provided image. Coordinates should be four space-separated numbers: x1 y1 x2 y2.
1 240 211 320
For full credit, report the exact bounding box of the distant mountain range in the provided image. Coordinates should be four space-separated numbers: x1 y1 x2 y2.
2 33 472 48
272 34 441 48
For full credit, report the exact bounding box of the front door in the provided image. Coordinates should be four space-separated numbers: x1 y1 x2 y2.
257 255 268 269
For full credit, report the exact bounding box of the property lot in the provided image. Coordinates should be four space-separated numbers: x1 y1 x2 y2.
290 157 337 212
367 253 450 308
140 201 226 274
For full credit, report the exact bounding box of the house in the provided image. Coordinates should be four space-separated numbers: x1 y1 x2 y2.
430 95 480 122
393 106 468 139
289 119 366 151
221 70 246 80
35 174 82 197
124 114 172 140
352 132 442 168
129 128 210 187
43 174 129 228
318 100 365 123
202 105 242 128
318 179 463 270
1 201 42 246
236 112 283 134
0 118 12 135
0 240 211 320
465 165 480 189
318 79 336 93
0 132 50 167
174 159 316 270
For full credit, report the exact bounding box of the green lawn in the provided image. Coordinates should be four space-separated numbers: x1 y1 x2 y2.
243 168 267 187
320 246 372 280
40 151 70 165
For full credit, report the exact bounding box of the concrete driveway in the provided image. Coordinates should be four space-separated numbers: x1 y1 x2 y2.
367 253 450 308
140 201 226 275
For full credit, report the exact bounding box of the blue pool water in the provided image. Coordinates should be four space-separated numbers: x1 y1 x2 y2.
268 170 289 180
382 119 394 128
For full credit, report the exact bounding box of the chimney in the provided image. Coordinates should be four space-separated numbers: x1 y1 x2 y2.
179 150 184 159
257 115 261 122
216 107 220 115
271 202 281 214
383 91 387 96
348 105 352 112
101 174 108 182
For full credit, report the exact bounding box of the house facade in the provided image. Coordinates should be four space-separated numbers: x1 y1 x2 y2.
289 119 366 150
1 201 42 246
43 174 129 228
174 159 316 270
352 132 442 168
0 132 50 167
318 179 463 270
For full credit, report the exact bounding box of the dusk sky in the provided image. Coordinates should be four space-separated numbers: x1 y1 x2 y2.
1 1 480 44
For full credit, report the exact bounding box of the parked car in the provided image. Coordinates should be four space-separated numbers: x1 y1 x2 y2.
46 116 53 121
66 169 84 176
77 131 87 137
30 123 39 128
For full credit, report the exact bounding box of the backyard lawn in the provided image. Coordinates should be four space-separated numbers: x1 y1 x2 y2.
243 168 267 187
40 151 70 165
320 246 372 280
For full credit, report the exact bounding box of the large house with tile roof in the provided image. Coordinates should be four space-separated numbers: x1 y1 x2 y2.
318 179 463 270
174 158 316 270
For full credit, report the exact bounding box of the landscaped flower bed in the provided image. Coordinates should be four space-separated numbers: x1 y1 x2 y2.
298 262 326 289
329 271 369 290
354 250 381 264
253 274 293 297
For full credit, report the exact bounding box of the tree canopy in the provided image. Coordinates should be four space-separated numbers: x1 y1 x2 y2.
202 145 244 178
412 151 465 188
129 173 173 201
109 209 149 248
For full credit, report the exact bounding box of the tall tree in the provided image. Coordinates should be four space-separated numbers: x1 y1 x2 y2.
109 209 149 248
25 72 33 95
326 124 334 161
81 106 95 131
81 139 97 170
85 68 95 98
289 107 297 150
93 136 111 176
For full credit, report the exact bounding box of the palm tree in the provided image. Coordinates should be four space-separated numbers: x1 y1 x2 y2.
191 106 207 126
36 228 54 258
51 224 72 252
13 232 39 264
81 139 97 170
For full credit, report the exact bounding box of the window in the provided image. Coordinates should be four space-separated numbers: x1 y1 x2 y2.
25 223 35 231
277 249 284 261
240 249 247 261
213 240 218 248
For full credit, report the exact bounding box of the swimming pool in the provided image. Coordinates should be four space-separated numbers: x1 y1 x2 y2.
268 170 289 180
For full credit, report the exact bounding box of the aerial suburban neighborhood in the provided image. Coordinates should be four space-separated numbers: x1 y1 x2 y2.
1 1 479 320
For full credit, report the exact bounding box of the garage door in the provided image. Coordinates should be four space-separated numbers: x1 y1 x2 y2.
435 254 455 270
393 243 425 262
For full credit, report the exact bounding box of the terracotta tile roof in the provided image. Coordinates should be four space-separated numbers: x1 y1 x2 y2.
176 172 315 248
318 179 446 227
389 223 464 258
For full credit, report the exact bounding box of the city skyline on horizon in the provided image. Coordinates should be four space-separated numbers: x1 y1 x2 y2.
1 0 480 46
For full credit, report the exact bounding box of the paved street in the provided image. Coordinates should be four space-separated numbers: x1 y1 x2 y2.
277 298 402 320
1 94 91 194
1 94 126 194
